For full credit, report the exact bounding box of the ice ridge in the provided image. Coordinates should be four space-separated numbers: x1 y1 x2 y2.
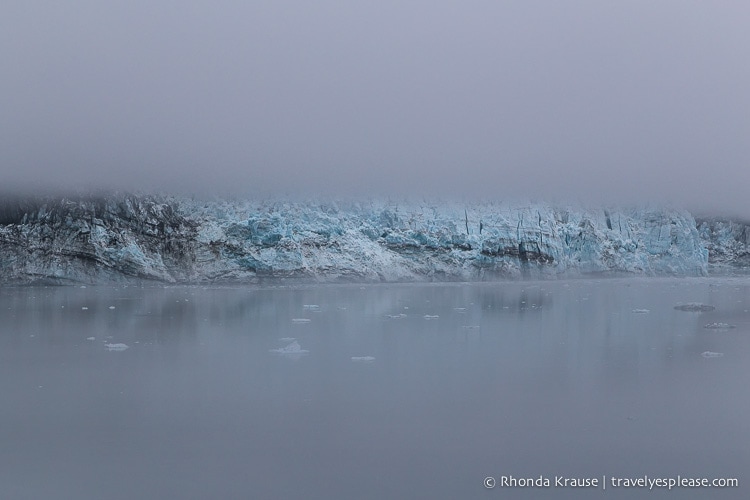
0 194 741 284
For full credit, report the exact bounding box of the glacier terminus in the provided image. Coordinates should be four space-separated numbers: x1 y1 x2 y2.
0 194 747 284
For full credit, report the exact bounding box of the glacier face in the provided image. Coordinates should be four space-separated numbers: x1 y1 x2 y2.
696 218 750 272
0 194 743 284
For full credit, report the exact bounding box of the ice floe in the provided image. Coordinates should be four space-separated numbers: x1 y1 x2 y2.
105 343 129 351
270 341 309 356
704 323 736 329
674 303 715 312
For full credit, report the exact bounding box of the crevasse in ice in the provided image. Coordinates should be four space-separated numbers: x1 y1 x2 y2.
1 194 746 284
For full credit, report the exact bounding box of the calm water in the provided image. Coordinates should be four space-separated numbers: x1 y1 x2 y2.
1 279 748 499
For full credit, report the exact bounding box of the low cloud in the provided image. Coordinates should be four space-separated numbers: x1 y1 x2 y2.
2 1 748 215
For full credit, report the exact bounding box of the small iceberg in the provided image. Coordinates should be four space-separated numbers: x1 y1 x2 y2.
701 351 724 358
351 356 375 363
270 341 309 356
423 315 439 320
291 318 311 323
704 323 736 330
674 303 715 312
631 309 650 314
105 343 129 351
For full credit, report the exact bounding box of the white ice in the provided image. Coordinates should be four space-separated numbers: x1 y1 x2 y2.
674 303 715 312
704 323 736 329
270 341 309 356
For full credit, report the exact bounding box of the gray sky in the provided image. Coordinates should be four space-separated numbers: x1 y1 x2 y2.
2 1 748 214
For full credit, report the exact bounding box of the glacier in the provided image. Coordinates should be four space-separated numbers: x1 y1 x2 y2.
0 193 747 284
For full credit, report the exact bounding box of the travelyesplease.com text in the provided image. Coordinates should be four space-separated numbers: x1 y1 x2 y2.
483 474 739 490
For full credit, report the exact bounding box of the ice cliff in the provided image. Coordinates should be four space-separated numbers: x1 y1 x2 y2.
696 217 750 272
0 193 743 284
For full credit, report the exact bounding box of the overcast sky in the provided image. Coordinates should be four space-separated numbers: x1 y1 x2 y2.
1 1 748 213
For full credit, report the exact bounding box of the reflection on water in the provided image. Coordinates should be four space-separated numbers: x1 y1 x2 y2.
0 278 748 499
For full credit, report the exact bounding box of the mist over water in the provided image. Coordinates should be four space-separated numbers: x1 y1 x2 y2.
1 279 748 499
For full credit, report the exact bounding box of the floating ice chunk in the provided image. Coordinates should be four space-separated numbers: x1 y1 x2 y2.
292 318 311 323
631 309 650 314
270 341 309 356
351 356 375 362
279 337 296 342
701 351 724 358
423 315 439 320
674 303 715 312
105 343 129 351
704 323 736 329
86 337 95 341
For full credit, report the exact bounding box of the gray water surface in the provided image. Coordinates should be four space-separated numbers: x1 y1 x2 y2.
1 279 748 499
